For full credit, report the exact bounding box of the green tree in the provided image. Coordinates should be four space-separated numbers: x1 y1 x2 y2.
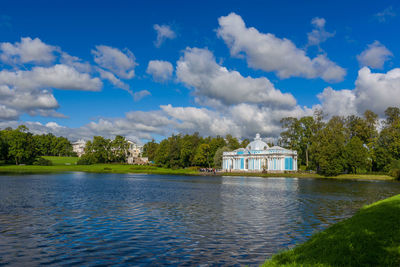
194 143 212 167
226 134 240 150
7 126 38 165
142 139 159 161
213 146 230 168
310 116 346 176
344 136 368 173
111 135 129 163
84 136 111 163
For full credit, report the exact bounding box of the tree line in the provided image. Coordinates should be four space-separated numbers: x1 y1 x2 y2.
279 107 400 177
0 125 75 165
142 133 252 169
77 135 131 165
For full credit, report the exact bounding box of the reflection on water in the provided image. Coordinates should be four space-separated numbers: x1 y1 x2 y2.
0 173 399 266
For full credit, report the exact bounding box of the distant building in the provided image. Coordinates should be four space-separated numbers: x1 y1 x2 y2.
222 134 297 172
72 139 86 157
127 141 148 164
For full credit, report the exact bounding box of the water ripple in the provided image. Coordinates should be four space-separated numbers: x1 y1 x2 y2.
0 173 399 266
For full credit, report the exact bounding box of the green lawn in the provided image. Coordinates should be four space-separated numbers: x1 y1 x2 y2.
0 163 198 175
43 156 79 165
263 194 400 266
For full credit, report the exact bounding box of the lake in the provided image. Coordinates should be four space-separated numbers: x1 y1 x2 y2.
0 173 399 266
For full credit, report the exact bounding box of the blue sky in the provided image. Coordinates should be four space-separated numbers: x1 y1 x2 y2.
0 0 399 142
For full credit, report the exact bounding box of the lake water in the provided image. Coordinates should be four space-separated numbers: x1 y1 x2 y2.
0 173 399 266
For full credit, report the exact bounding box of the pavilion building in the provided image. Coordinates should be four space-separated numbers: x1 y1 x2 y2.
222 134 297 172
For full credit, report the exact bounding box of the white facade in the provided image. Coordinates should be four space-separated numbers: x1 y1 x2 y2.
222 134 297 172
72 139 86 157
127 141 145 164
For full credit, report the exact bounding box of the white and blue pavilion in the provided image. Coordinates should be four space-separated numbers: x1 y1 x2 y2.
222 134 297 172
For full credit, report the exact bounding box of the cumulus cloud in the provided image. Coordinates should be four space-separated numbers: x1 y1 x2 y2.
307 17 335 47
92 45 137 79
133 90 151 101
0 64 102 91
97 67 130 91
0 64 102 119
146 60 173 82
357 41 393 69
176 47 296 108
317 87 356 117
217 12 345 82
318 67 400 117
153 24 176 47
0 104 18 120
0 37 58 65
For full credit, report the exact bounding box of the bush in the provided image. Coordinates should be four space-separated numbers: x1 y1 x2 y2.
33 157 53 166
388 159 400 180
77 154 96 165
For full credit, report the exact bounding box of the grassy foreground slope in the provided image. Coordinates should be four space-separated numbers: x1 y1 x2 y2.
263 194 400 267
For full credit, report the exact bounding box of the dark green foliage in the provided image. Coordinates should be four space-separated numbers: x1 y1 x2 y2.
389 159 400 180
77 154 97 165
33 133 74 156
78 135 130 164
142 139 159 161
33 157 53 166
147 133 229 168
279 108 399 176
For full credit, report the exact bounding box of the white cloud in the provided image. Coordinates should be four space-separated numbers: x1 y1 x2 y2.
92 45 137 79
0 105 18 120
146 60 173 82
0 37 58 65
133 90 151 101
153 24 176 47
60 52 92 73
318 67 400 117
0 64 102 91
317 87 356 117
217 12 346 82
0 64 102 119
357 41 393 69
176 47 296 108
307 17 335 47
97 67 130 91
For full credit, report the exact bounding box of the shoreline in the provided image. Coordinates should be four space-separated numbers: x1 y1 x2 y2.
262 193 400 266
0 164 395 181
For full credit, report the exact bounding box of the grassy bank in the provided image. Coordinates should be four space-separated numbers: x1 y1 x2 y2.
0 157 394 180
263 194 400 266
0 163 198 175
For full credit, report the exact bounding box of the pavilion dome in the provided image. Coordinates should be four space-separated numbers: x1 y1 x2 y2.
246 133 269 151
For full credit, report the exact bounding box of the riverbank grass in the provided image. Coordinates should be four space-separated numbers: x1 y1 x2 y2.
263 194 400 266
42 156 79 165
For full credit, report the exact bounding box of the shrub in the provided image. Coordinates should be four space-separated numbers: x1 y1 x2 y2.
33 157 53 166
77 154 96 165
388 159 400 180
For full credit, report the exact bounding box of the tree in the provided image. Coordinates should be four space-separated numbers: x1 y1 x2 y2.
7 126 38 165
213 146 230 168
194 143 212 167
84 136 111 163
344 136 368 173
310 116 346 176
226 134 240 150
111 135 129 163
142 139 159 161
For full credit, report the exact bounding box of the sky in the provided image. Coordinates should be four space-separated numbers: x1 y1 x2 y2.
0 0 400 143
